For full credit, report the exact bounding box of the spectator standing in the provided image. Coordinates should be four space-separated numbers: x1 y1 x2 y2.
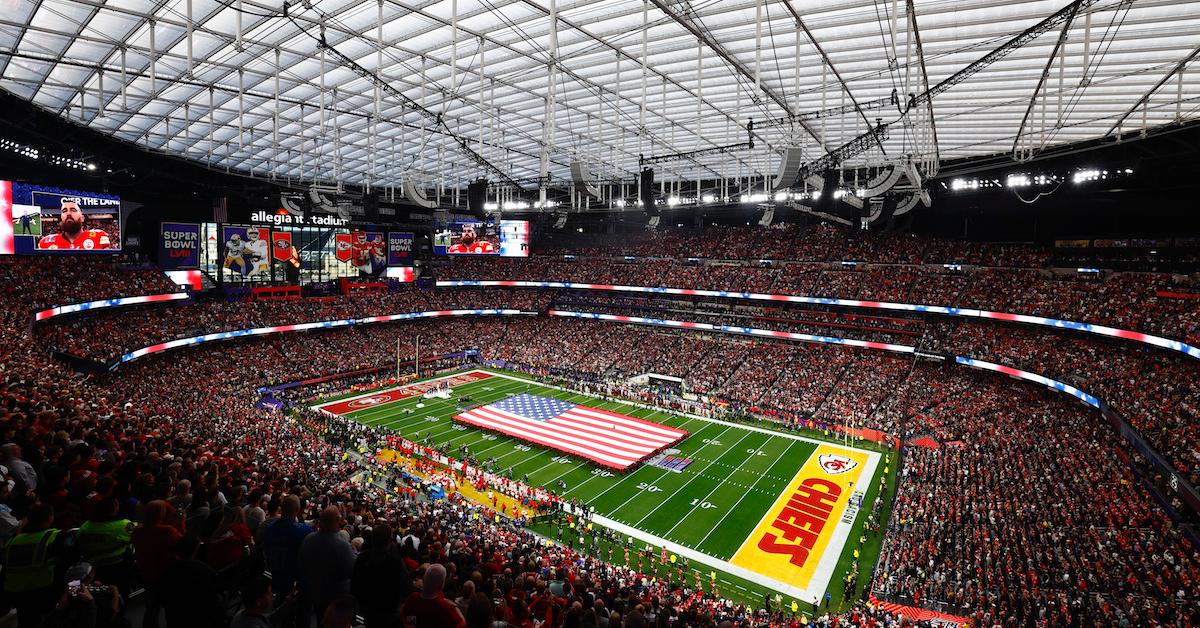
2 503 64 627
351 523 414 627
299 506 355 625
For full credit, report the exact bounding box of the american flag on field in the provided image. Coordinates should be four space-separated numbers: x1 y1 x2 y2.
454 394 688 470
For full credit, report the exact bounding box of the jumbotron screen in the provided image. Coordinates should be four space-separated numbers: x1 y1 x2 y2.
434 218 530 257
0 180 121 254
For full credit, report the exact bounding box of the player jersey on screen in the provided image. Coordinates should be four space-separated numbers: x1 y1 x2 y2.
37 230 111 250
448 241 496 254
225 239 246 257
245 238 268 261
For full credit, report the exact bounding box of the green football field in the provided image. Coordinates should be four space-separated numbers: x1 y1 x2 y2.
313 368 894 612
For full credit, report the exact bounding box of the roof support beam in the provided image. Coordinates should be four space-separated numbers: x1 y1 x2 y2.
1106 41 1200 136
778 0 876 152
0 0 44 78
907 0 939 173
1012 1 1080 159
644 0 825 149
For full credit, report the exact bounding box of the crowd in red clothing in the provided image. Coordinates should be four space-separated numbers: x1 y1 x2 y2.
2 226 1199 627
874 364 1200 626
0 267 940 628
438 250 1200 344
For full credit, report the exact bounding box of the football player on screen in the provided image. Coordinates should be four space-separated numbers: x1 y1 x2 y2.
244 228 270 276
447 223 496 254
223 232 249 276
369 234 387 273
37 197 112 250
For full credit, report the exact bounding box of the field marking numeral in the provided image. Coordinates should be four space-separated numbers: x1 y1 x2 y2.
636 482 662 493
480 434 498 441
551 456 573 464
689 499 717 509
514 445 532 452
451 425 467 431
746 448 766 456
703 439 723 446
424 416 440 423
591 469 614 477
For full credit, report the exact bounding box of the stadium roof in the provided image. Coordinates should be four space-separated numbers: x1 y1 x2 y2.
1 0 1197 189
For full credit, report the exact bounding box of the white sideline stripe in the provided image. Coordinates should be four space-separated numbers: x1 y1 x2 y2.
312 370 490 411
592 513 821 603
315 367 882 602
807 452 880 601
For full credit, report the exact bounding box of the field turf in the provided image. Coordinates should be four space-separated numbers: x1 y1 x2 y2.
315 368 894 612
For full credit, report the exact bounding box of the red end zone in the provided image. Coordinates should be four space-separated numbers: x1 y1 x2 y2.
317 371 493 415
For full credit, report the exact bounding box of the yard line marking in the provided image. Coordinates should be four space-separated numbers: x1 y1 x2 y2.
596 425 736 516
693 440 802 548
632 429 756 529
657 433 776 537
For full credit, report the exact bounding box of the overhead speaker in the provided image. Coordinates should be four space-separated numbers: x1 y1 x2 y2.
403 179 439 209
570 160 603 199
758 206 775 227
467 178 489 218
640 167 657 214
816 169 840 212
363 192 379 223
771 146 805 191
879 194 899 223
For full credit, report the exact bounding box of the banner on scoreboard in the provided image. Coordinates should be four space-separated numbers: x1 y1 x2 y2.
270 230 293 261
221 225 270 279
388 232 414 265
159 222 200 269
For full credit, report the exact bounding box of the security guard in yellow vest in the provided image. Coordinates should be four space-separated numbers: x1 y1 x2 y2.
76 498 134 595
3 504 65 627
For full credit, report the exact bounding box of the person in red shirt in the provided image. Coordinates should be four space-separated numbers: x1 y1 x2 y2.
399 564 465 627
131 500 185 628
447 224 496 254
37 197 112 250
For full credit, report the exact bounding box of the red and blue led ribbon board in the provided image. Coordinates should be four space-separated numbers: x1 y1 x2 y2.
116 309 533 366
547 310 916 354
34 292 189 322
955 356 1101 408
441 280 1200 361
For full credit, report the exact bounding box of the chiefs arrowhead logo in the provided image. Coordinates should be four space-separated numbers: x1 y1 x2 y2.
818 453 858 475
348 395 391 408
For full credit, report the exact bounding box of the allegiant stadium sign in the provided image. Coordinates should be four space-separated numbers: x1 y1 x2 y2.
249 210 349 227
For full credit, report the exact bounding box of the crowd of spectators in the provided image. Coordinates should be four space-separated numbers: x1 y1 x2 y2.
34 289 551 362
3 232 1199 627
875 366 1200 626
0 256 180 313
535 224 1051 267
438 247 1200 344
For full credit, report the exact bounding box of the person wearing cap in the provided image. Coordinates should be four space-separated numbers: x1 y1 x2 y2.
2 503 65 627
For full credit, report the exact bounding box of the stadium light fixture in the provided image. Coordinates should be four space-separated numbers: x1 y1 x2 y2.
1006 174 1030 188
701 194 715 203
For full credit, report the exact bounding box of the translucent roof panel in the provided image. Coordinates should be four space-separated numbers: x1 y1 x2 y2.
0 0 1196 189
